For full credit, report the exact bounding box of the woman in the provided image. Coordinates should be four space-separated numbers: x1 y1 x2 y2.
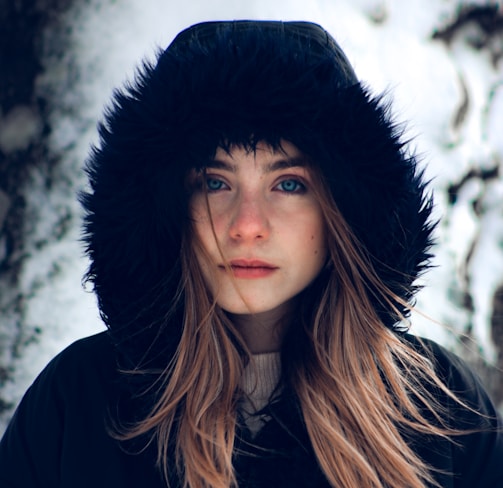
0 20 502 488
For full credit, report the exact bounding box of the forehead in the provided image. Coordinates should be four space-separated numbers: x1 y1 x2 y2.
208 140 311 172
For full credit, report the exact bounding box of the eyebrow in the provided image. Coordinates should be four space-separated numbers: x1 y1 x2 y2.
206 157 308 173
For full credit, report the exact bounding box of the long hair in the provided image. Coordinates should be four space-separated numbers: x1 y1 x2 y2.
114 149 464 488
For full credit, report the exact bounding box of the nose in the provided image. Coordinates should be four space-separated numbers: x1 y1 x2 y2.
228 194 270 242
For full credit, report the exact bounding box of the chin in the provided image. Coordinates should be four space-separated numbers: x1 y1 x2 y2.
218 297 295 318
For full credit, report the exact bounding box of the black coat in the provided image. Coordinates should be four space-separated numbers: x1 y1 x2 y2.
1 331 502 487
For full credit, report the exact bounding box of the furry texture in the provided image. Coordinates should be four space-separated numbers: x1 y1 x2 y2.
81 21 435 367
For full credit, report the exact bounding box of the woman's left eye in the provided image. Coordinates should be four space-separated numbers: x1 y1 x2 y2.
275 179 306 193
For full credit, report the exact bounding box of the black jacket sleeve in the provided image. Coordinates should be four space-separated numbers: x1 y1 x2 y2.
0 350 65 487
445 349 503 487
412 336 503 487
0 332 156 488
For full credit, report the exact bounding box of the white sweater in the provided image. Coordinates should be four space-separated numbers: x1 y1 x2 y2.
240 352 281 436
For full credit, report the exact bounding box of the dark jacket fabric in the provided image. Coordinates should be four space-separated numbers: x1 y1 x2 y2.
1 331 502 488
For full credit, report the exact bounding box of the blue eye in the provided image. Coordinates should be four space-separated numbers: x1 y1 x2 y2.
206 178 225 191
277 179 305 193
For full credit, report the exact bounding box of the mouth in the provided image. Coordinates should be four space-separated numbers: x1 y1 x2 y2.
229 259 277 268
219 259 278 279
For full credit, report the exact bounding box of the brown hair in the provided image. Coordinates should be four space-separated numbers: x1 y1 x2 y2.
117 152 465 488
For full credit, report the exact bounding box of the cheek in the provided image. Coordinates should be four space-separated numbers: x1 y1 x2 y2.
189 196 208 223
193 225 215 264
190 200 214 245
191 228 218 290
310 214 327 249
313 238 327 265
311 223 328 269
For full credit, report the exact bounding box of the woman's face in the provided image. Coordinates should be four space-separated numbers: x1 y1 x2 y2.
189 141 327 318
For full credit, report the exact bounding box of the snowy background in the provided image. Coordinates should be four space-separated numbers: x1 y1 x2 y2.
1 0 502 432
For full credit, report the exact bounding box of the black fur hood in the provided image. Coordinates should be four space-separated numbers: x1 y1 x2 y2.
81 21 434 367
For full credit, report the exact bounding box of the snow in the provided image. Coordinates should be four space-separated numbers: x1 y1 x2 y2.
2 0 502 431
0 106 43 153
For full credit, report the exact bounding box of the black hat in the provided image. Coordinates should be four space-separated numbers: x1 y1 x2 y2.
81 21 434 362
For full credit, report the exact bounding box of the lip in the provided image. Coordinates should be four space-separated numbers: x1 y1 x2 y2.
229 259 277 268
219 259 279 279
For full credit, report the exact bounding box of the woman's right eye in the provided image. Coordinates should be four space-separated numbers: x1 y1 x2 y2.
206 177 228 192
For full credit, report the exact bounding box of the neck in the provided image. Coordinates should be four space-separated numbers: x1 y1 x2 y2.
228 301 296 353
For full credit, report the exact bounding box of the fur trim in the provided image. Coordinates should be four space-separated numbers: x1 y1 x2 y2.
81 21 434 365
